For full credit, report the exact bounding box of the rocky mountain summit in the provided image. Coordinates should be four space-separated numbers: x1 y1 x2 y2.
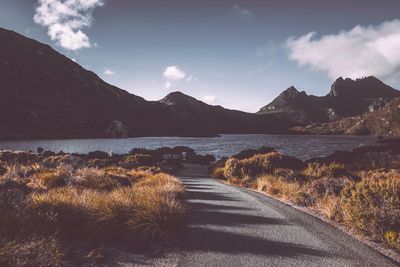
258 76 400 125
328 76 400 98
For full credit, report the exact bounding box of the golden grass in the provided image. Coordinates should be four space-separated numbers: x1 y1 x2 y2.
215 149 400 252
36 170 69 189
30 173 186 243
0 154 187 264
210 167 225 180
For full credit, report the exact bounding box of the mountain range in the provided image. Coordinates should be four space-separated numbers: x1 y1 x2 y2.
258 76 400 124
0 28 291 139
1 27 400 139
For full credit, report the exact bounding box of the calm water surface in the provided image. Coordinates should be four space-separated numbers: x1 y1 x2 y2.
0 135 379 160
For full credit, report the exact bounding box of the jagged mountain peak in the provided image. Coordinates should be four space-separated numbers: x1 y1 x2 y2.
328 76 399 98
258 86 307 113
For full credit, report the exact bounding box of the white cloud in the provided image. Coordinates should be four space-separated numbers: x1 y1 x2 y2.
231 4 254 21
34 0 103 50
286 19 400 83
104 68 115 75
163 65 188 89
202 95 217 103
163 66 186 81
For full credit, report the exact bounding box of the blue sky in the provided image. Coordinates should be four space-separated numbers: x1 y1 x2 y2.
1 0 400 112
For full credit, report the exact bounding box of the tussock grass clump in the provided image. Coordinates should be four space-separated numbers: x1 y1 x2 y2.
122 154 155 168
0 150 38 165
213 146 400 252
42 155 82 169
256 175 307 205
303 162 347 179
36 170 69 189
30 173 186 244
0 151 187 265
340 174 400 243
224 152 305 180
211 167 225 180
73 168 129 191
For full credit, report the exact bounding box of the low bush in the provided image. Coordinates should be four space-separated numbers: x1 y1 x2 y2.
217 146 400 252
36 170 69 189
224 152 305 180
303 162 347 179
211 167 225 180
0 150 187 265
122 154 155 168
232 146 276 160
31 173 186 244
340 175 400 241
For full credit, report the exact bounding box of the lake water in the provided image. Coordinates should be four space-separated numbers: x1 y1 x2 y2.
0 134 379 160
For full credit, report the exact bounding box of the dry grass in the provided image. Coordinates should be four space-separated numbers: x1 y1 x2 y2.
224 152 305 180
36 169 70 189
30 174 186 243
210 167 225 180
340 174 400 243
0 152 187 265
213 148 400 252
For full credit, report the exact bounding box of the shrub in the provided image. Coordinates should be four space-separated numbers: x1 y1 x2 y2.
232 146 276 160
303 162 347 179
122 154 155 168
87 158 117 168
74 168 130 191
31 173 186 244
36 170 69 189
313 196 342 221
211 167 225 180
42 155 82 169
384 230 400 250
0 151 38 165
273 168 307 183
224 152 305 180
340 175 400 240
256 175 307 205
308 176 352 203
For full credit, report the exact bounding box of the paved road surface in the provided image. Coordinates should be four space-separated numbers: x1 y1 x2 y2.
175 164 398 267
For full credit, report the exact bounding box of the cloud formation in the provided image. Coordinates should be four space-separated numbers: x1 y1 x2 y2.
163 66 186 81
34 0 103 50
104 68 115 75
286 19 400 83
231 4 254 21
163 65 187 89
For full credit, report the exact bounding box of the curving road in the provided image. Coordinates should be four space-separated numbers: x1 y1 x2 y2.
175 164 398 267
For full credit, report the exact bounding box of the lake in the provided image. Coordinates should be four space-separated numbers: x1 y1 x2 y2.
0 134 379 160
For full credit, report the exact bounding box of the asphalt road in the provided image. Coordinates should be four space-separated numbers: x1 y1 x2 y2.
175 164 398 267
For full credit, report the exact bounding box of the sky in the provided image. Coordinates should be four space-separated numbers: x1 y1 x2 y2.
1 0 400 112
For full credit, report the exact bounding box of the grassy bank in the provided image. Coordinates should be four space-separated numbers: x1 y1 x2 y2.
211 145 400 253
0 150 187 266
